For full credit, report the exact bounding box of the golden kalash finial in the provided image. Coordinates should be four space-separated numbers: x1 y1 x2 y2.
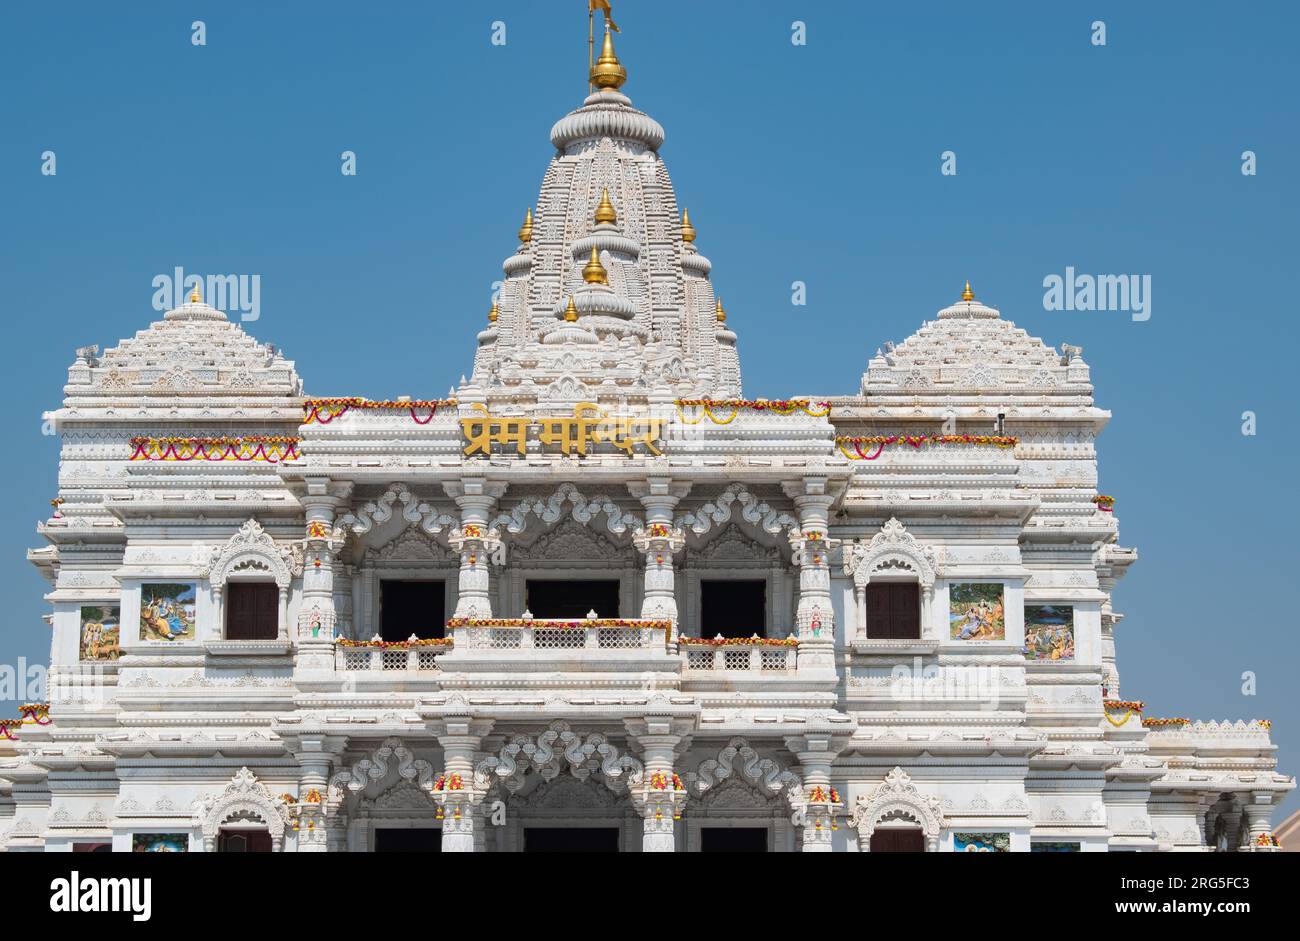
518 208 534 244
715 297 727 323
487 302 500 324
681 209 696 244
563 296 579 322
590 24 627 90
962 280 974 302
594 188 617 225
189 281 202 304
582 246 608 284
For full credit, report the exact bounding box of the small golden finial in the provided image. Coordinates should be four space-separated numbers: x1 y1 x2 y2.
582 246 608 285
188 281 203 304
961 280 974 302
518 208 534 244
594 188 617 225
715 297 726 323
590 25 627 90
563 296 579 322
487 302 499 324
681 209 696 244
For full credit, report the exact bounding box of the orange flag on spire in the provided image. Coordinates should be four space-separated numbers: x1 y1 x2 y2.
590 0 619 32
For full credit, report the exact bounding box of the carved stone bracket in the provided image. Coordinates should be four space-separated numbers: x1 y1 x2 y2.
327 737 434 812
472 721 644 796
333 483 458 545
685 737 806 814
489 482 643 539
675 484 800 544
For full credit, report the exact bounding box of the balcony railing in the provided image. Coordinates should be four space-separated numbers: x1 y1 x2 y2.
334 637 451 672
445 618 672 652
679 637 799 673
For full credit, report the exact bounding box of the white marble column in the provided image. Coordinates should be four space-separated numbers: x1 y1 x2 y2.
630 479 690 625
432 719 494 852
296 479 352 672
445 479 507 620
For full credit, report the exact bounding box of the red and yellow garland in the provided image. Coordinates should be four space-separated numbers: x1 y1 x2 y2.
1103 699 1144 727
1141 717 1190 729
836 434 1018 461
129 436 300 463
302 398 457 426
1092 495 1116 512
336 637 453 649
19 703 50 725
649 771 685 792
1255 833 1281 847
678 636 799 647
808 785 841 804
676 399 831 425
433 773 464 792
0 719 20 741
446 618 671 631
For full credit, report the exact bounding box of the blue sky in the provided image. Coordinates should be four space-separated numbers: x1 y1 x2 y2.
1 2 1296 814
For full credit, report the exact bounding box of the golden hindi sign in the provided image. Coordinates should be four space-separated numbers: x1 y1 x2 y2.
461 403 664 457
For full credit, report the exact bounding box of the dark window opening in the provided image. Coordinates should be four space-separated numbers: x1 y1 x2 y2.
380 580 446 642
73 842 113 853
524 827 619 852
217 830 273 853
373 828 442 852
700 579 766 639
525 580 620 619
701 827 768 852
866 582 921 640
226 582 278 641
870 828 925 852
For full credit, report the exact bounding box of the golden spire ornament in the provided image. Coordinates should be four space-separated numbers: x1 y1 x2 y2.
189 281 202 304
589 24 627 90
518 208 534 244
962 280 974 302
487 302 499 324
715 297 726 323
563 296 579 322
594 188 617 225
582 246 608 284
681 209 696 244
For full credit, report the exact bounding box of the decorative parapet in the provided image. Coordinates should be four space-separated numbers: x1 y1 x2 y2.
302 397 457 425
128 435 300 463
836 434 1018 461
334 636 452 672
679 636 799 672
445 617 672 651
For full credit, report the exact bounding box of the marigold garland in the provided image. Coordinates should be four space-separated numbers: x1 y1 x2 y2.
0 719 20 741
836 434 1018 461
675 399 831 426
129 436 301 463
1141 717 1190 728
1092 495 1116 512
1255 833 1281 847
1103 699 1144 727
302 398 457 425
446 617 672 631
19 703 50 725
808 786 841 804
678 636 799 647
649 771 684 791
336 637 454 649
433 773 464 792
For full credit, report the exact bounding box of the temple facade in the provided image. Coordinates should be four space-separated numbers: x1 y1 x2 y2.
1 22 1291 853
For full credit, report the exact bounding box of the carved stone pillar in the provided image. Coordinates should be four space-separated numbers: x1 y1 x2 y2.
1242 792 1278 851
627 718 690 853
629 479 690 625
431 718 494 852
785 481 836 639
445 479 507 620
788 733 845 853
291 734 345 853
297 479 352 672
